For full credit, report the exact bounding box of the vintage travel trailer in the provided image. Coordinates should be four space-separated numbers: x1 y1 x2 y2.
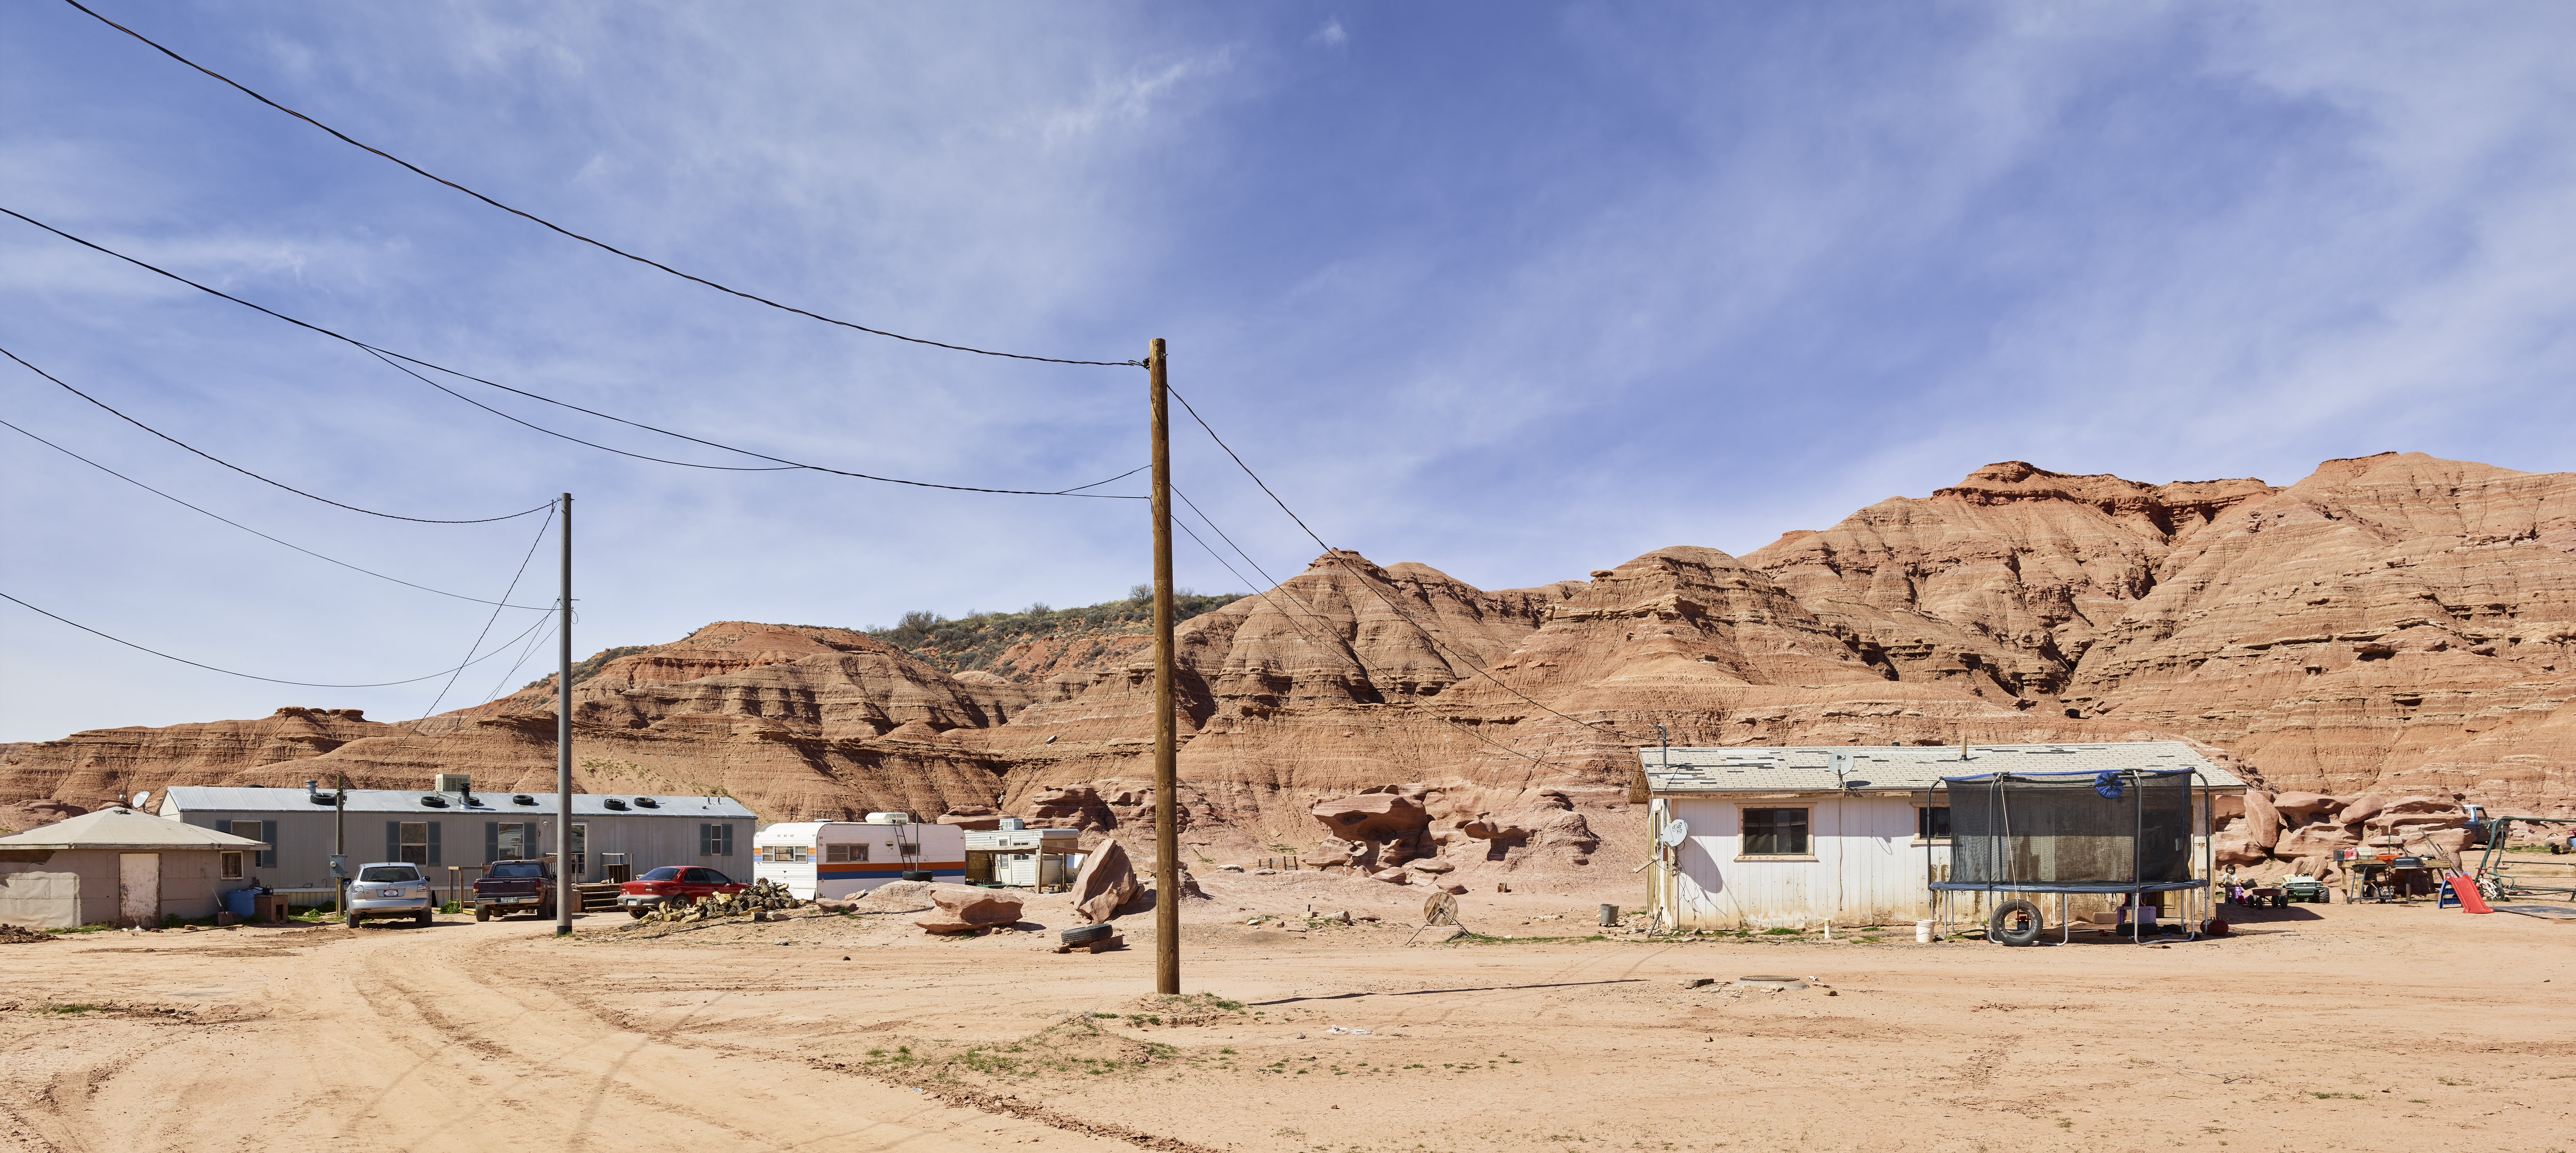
752 815 965 899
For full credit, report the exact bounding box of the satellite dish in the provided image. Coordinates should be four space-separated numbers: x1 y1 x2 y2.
1657 819 1689 848
131 791 150 809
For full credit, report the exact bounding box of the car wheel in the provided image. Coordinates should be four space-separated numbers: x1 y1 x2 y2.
1060 923 1114 945
626 908 646 919
1986 899 2043 947
416 906 433 926
345 913 363 929
474 905 490 922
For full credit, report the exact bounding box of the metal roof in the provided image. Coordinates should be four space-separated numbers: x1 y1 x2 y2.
1638 742 2242 794
159 786 756 820
0 806 269 850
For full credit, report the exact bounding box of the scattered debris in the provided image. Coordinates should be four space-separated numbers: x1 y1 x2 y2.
635 878 803 925
0 925 56 945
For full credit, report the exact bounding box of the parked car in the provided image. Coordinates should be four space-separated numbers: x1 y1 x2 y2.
345 862 435 927
617 865 746 917
472 859 557 921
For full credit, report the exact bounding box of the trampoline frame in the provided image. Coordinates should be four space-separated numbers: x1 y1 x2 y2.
1923 769 2215 945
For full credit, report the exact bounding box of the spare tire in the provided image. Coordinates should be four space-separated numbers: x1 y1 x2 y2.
1987 899 2043 946
1060 923 1114 945
901 870 934 882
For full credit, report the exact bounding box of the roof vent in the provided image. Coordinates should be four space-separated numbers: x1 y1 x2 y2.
633 797 659 809
603 798 630 811
513 794 537 806
420 794 449 808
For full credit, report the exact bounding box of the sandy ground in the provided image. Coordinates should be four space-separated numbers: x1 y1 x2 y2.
2 880 2570 1153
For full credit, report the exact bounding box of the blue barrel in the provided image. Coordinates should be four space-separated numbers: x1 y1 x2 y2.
223 888 260 920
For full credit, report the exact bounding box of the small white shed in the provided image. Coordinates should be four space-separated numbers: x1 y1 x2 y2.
0 807 269 929
1640 743 2241 930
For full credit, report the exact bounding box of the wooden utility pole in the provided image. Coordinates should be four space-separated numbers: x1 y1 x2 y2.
555 492 574 937
1148 339 1179 994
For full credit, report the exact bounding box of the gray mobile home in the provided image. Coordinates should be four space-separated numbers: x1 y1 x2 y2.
159 778 756 895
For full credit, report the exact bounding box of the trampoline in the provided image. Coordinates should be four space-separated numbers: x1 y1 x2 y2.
1926 768 2213 945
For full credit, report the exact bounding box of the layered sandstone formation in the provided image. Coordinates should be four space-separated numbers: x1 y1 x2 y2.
6 453 2568 883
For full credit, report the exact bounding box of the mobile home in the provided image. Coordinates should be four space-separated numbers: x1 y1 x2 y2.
754 816 965 899
963 825 1079 887
1639 742 2240 929
160 778 756 900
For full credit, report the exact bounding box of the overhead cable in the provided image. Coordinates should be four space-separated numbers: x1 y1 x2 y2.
419 506 556 718
0 344 549 524
0 416 552 608
63 0 1141 369
2 589 554 688
1 210 1149 498
1167 382 1635 741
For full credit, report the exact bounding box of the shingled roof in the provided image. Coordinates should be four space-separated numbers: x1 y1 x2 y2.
1637 742 2242 795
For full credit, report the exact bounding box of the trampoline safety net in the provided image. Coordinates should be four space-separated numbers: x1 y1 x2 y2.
1943 770 2196 886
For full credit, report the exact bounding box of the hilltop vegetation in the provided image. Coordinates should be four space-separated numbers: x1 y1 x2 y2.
863 586 1246 676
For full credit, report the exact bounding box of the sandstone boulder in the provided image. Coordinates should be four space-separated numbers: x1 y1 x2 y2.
1310 792 1432 841
1370 868 1410 884
2272 793 2343 822
915 887 1025 934
1071 839 1141 924
1409 859 1454 874
2212 829 2267 867
2243 792 2282 851
2336 793 2389 828
2275 824 2359 859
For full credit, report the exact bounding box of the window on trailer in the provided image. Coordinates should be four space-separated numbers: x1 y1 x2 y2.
760 845 810 863
826 843 869 863
219 851 244 879
1917 806 1951 842
1740 808 1810 856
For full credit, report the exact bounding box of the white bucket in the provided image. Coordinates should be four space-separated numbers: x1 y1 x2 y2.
1915 919 1934 943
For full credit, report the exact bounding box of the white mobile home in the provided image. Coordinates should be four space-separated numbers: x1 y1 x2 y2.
963 826 1079 887
1640 743 2241 930
754 817 966 899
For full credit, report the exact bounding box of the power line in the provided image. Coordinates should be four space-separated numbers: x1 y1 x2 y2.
2 209 1150 499
0 416 552 609
420 506 556 718
2 589 554 688
63 0 1142 370
1 343 550 524
1166 382 1636 742
353 347 799 472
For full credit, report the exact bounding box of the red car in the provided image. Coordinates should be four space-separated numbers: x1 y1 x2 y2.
617 865 746 917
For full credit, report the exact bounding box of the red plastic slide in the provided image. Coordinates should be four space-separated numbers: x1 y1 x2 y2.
2442 873 2495 914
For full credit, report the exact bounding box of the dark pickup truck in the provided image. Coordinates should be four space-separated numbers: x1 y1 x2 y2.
471 859 557 921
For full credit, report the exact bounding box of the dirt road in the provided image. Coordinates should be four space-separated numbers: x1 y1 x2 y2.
3 898 2570 1152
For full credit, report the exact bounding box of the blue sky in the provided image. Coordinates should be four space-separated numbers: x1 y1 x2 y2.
4 2 2572 741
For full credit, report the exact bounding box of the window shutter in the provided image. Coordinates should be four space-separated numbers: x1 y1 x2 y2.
259 820 277 868
427 822 442 866
719 825 733 856
486 822 499 863
698 824 711 857
386 821 399 863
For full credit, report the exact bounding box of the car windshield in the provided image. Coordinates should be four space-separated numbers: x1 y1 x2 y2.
488 862 546 878
359 866 419 882
638 867 683 881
